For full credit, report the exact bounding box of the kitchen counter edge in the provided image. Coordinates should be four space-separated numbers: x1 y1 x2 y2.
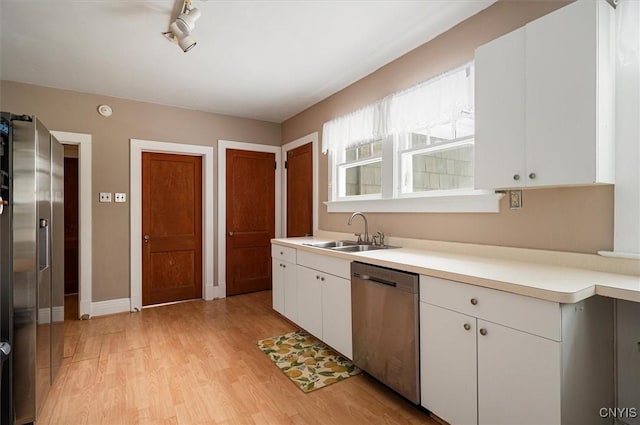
272 237 640 304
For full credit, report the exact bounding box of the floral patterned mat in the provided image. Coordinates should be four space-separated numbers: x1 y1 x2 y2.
257 330 361 393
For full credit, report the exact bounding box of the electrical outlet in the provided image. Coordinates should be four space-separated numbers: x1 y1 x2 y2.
509 190 522 209
115 193 127 203
99 192 112 203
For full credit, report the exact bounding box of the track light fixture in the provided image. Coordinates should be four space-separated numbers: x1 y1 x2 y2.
176 7 201 34
163 0 201 52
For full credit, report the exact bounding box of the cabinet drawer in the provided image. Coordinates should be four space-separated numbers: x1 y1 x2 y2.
420 275 561 341
297 250 350 279
271 244 296 264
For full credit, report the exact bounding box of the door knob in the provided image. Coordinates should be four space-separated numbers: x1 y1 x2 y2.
228 231 234 237
144 234 150 243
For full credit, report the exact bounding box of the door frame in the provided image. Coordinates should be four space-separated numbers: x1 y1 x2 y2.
50 130 92 319
217 140 282 299
282 132 318 237
130 139 214 311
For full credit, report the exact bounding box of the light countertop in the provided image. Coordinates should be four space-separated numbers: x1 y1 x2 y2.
272 237 640 304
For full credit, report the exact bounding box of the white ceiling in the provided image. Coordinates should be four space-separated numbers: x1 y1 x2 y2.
0 0 495 123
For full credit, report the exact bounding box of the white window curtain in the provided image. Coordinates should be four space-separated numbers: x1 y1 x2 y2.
388 64 474 136
321 99 388 155
322 62 474 154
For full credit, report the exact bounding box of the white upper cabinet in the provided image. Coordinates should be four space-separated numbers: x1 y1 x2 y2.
475 27 526 189
475 0 615 189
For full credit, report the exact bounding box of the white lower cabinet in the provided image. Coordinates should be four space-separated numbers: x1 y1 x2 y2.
320 271 352 359
295 265 323 338
421 302 561 425
271 258 297 322
295 249 352 359
271 245 297 322
421 303 478 425
476 319 560 425
272 258 286 315
271 244 353 359
420 275 613 425
296 265 352 359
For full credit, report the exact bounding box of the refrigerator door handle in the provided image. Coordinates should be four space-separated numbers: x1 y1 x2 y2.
0 341 11 358
39 218 49 271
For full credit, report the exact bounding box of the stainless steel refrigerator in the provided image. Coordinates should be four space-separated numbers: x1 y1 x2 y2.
1 112 64 424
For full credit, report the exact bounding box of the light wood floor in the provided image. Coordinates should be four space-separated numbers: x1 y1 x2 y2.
38 291 436 425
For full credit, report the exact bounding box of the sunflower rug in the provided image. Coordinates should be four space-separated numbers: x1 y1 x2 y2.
257 330 361 393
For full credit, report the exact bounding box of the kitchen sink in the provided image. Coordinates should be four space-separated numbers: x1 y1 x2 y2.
303 240 397 252
330 244 391 252
303 240 357 248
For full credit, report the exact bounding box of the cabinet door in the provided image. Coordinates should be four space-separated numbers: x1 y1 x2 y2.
296 265 323 339
525 0 601 187
474 27 526 190
271 259 285 315
420 303 477 425
477 320 561 425
282 261 297 322
321 274 352 359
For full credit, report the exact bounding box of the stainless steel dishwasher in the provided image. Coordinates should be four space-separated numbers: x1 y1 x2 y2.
351 261 420 404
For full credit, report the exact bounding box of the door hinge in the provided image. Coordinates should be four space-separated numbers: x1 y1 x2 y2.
275 161 277 170
284 161 288 169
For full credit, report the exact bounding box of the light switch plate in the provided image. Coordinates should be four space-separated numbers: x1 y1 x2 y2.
99 192 112 203
115 193 127 203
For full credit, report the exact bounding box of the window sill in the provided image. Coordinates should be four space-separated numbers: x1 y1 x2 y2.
324 190 504 213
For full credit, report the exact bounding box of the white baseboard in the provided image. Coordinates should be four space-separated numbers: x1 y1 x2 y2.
91 298 132 317
37 306 65 324
52 306 64 322
214 282 226 299
205 283 215 300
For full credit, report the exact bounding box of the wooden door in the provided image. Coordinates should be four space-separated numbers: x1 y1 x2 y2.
63 157 79 294
286 142 312 237
225 149 275 296
142 152 202 306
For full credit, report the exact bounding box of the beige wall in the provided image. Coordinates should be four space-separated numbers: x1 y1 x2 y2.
1 80 281 301
282 0 614 255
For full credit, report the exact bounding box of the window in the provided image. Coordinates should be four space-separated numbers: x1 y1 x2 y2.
339 140 383 198
323 63 500 212
397 117 474 195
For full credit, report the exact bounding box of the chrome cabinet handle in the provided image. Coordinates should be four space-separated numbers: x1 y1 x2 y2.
463 323 471 331
470 298 478 306
513 174 520 181
529 172 537 180
321 277 325 281
479 328 488 336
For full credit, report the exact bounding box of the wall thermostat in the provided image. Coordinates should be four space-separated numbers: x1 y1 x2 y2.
97 104 113 117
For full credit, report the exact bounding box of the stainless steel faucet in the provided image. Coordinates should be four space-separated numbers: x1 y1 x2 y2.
348 212 369 244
